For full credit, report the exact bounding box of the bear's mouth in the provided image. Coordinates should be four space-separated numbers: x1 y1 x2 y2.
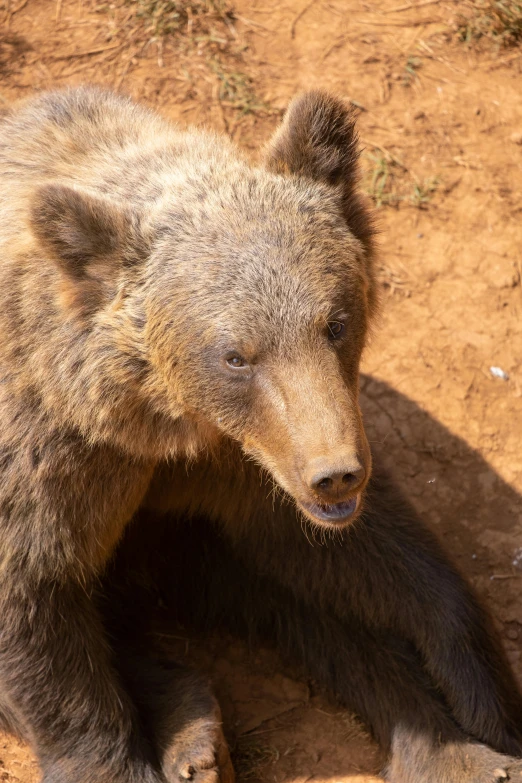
300 495 360 526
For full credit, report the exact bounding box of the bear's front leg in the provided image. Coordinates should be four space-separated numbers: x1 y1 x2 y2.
0 578 162 783
163 710 232 783
229 466 522 757
385 726 522 783
113 653 234 783
158 677 233 783
0 431 160 782
268 601 522 783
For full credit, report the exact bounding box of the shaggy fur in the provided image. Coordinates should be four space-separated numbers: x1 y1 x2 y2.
0 86 520 783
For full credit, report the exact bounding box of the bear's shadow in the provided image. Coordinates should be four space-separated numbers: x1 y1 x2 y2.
148 375 522 783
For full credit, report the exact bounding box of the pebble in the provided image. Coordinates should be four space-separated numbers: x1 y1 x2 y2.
490 366 509 381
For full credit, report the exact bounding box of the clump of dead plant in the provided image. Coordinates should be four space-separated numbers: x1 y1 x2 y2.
232 737 279 781
209 60 271 115
362 149 439 211
94 0 278 125
456 0 522 46
124 0 235 41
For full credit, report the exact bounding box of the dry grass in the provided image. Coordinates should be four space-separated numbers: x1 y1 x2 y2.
456 0 522 46
123 0 235 40
363 153 402 208
403 55 422 86
94 0 277 124
409 177 439 209
95 0 239 59
232 737 279 781
210 60 272 115
363 152 439 210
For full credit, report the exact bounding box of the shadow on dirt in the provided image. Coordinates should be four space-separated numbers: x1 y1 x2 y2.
361 375 522 565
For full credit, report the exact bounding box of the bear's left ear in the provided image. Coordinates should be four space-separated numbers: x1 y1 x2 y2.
264 91 359 187
263 91 375 259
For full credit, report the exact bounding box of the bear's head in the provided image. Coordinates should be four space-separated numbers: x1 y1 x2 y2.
30 91 377 529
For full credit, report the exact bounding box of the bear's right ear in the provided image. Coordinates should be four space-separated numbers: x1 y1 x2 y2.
30 183 133 278
263 91 375 255
30 183 143 313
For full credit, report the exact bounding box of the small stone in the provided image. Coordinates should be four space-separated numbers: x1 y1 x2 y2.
510 132 522 145
490 366 509 381
506 627 519 640
493 769 508 780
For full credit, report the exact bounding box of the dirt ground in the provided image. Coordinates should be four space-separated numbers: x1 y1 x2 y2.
0 0 521 780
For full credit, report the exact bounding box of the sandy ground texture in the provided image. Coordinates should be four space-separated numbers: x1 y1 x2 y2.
0 0 521 780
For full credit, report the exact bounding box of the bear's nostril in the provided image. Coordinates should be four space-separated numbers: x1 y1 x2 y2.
317 477 333 491
309 461 365 496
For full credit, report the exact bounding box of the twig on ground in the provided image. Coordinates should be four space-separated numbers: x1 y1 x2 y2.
48 42 122 61
487 50 522 68
362 138 409 170
321 33 349 60
290 0 318 38
417 39 468 74
4 0 28 25
212 80 229 134
384 0 443 13
490 574 522 580
8 0 28 15
235 14 274 32
359 17 441 26
114 42 148 90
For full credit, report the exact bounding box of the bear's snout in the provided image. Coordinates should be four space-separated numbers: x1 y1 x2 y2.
305 454 366 503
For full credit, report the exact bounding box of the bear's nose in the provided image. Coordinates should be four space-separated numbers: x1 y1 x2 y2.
306 456 365 501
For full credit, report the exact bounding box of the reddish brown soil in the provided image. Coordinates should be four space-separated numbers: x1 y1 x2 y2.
0 0 521 780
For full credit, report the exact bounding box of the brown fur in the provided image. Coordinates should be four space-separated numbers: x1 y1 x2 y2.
0 85 520 783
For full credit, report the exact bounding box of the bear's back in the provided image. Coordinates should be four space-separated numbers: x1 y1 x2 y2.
0 86 243 242
0 87 179 197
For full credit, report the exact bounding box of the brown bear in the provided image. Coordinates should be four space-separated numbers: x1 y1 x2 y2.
0 85 521 783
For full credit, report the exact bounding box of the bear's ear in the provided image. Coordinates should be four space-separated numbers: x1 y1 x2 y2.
30 183 144 314
30 183 133 281
263 90 360 188
263 91 377 314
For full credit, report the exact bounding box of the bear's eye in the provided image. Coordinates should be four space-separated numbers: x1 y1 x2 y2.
225 353 250 371
327 321 345 340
